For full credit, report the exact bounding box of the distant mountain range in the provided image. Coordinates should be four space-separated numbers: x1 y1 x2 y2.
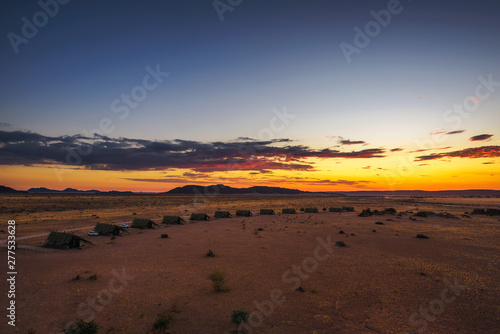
1 185 499 197
164 184 309 195
26 187 134 194
0 185 26 193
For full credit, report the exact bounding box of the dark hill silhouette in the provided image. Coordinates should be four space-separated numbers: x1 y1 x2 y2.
27 187 134 194
0 185 26 193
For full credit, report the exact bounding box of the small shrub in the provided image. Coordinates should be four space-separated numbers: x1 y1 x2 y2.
63 319 98 334
206 249 215 257
152 314 173 333
71 274 81 281
231 309 249 327
88 274 98 281
208 270 229 292
299 208 305 211
110 236 116 240
161 234 169 239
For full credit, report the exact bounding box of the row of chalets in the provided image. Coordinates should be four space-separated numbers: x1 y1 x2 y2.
43 207 355 249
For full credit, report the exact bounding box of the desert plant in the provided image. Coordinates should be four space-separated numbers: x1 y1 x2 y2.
152 314 173 333
63 319 98 334
88 274 98 280
231 309 249 330
206 249 215 257
161 234 169 238
71 274 81 281
208 270 229 292
110 236 116 240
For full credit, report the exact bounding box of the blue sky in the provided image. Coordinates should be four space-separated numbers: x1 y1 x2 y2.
0 0 499 191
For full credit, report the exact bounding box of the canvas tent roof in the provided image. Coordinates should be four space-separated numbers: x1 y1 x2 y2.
190 213 210 221
214 211 231 218
44 232 90 248
236 210 252 217
305 207 318 213
131 218 157 229
94 223 124 235
162 215 185 224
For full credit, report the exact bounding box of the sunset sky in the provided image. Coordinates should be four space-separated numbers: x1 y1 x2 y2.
1 0 499 192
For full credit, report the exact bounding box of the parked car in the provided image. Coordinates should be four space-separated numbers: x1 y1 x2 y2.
88 231 99 236
120 224 129 228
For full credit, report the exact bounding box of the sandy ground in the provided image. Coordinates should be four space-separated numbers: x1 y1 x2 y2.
0 194 499 333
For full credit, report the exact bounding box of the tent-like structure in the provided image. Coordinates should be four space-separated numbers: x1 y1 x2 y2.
236 210 252 217
162 215 185 225
304 208 318 213
190 213 210 221
282 208 296 214
44 232 91 250
260 209 275 215
131 218 157 229
94 223 125 236
214 211 231 218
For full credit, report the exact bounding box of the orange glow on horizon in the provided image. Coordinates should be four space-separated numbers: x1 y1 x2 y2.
1 156 498 193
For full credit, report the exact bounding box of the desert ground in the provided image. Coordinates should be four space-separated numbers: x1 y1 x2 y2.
0 194 499 333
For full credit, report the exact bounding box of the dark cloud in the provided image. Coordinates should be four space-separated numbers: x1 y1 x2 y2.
268 177 372 187
409 149 432 153
416 146 500 161
446 130 465 135
469 134 493 141
391 148 403 152
0 130 386 172
0 122 11 127
339 139 366 145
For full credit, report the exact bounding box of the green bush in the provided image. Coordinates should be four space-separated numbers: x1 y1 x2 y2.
231 309 249 327
206 249 215 257
63 319 98 334
152 314 173 333
208 270 229 292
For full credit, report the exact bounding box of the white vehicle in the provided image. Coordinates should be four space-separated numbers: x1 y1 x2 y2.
88 231 99 236
120 224 129 228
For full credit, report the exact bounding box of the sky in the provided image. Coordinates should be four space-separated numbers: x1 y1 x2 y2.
0 0 499 192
